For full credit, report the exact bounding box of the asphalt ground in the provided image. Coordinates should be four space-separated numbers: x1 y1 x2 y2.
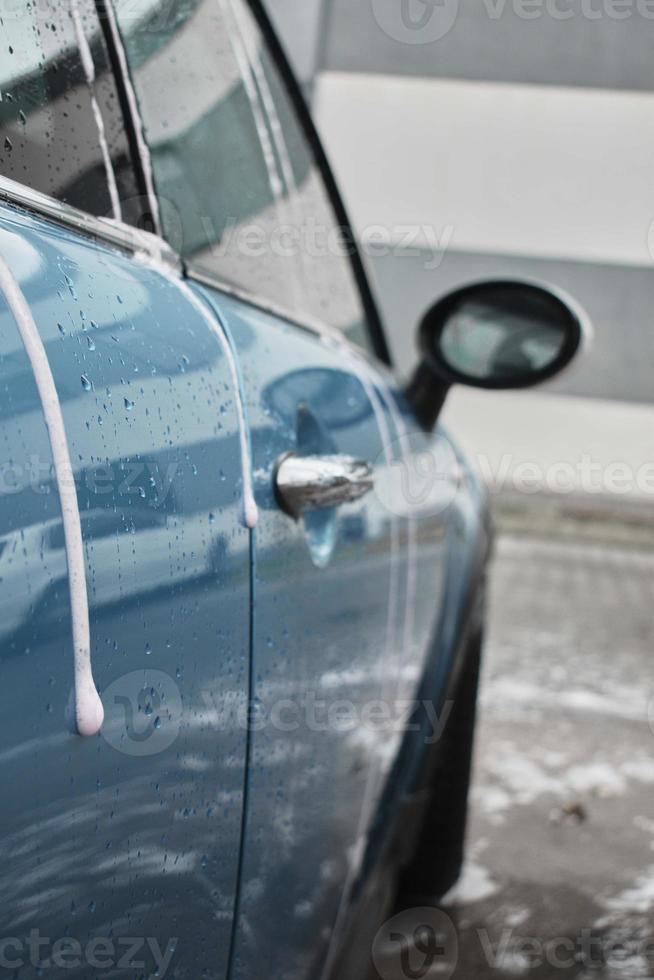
372 507 654 980
449 523 654 979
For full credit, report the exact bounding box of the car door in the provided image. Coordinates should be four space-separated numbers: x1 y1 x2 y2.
112 1 455 976
0 5 250 977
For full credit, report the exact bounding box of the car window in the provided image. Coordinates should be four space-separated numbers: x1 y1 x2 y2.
0 0 139 218
114 0 372 352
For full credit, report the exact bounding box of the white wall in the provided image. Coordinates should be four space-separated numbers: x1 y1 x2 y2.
264 0 654 405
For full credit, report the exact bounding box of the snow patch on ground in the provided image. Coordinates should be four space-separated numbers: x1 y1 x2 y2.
441 861 499 906
473 744 654 817
602 869 654 914
482 677 648 723
622 758 654 783
564 763 627 797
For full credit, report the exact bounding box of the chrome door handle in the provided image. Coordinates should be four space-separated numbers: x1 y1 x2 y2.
274 452 374 519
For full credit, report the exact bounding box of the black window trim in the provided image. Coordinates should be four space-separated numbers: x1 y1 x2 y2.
94 0 163 237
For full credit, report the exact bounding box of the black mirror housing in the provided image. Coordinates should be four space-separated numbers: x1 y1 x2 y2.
407 280 586 430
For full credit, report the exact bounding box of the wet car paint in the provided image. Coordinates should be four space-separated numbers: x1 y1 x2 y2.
0 202 487 979
197 287 482 980
0 206 250 978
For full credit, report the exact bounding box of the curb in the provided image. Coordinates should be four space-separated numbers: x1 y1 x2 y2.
490 490 654 550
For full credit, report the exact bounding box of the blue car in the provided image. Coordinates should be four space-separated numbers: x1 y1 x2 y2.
0 2 583 977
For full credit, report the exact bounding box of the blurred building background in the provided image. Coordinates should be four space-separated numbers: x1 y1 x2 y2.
264 0 654 508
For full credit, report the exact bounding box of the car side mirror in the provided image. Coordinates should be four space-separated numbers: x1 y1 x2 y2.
406 280 586 430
